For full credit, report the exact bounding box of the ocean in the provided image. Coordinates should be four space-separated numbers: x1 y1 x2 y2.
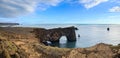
16 24 120 48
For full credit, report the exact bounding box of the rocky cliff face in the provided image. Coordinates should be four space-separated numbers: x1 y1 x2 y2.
32 26 78 43
0 27 119 58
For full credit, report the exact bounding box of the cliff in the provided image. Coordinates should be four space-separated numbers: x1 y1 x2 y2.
28 42 120 58
0 27 119 58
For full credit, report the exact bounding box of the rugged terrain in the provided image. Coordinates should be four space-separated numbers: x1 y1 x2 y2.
0 27 120 58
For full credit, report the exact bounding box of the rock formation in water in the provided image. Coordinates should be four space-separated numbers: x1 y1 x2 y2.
32 26 78 43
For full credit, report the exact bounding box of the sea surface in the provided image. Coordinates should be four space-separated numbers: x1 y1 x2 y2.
15 24 120 48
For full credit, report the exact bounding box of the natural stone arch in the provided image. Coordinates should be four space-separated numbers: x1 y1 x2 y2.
32 26 78 44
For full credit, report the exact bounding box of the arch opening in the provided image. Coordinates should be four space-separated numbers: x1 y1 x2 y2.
59 36 67 44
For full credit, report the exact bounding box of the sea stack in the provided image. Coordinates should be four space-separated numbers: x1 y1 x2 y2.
107 27 110 31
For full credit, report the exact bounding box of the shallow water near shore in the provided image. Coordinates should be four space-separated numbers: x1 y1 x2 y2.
16 24 120 48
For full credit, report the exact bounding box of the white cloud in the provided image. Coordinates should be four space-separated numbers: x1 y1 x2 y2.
79 0 108 9
109 6 120 12
65 0 79 4
0 0 63 18
37 0 64 10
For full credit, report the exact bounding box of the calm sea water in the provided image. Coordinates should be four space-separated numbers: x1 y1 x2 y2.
16 24 120 48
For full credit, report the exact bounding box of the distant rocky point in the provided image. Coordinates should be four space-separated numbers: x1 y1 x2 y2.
0 23 19 25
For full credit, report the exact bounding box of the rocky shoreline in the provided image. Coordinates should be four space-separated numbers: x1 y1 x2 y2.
0 27 120 58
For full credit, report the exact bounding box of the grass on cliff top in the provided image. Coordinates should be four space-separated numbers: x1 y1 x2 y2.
34 44 71 56
110 44 120 50
0 35 18 53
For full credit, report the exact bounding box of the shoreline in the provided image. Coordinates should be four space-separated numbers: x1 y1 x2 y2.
0 27 120 58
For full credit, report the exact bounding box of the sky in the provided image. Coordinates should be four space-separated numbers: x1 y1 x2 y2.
0 0 120 24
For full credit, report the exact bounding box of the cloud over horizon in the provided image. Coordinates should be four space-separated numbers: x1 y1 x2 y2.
0 0 63 18
109 6 120 12
79 0 108 9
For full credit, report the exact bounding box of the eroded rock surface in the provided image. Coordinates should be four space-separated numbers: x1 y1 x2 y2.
32 26 78 43
0 27 119 58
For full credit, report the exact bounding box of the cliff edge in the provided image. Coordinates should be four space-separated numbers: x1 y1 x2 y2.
0 27 119 58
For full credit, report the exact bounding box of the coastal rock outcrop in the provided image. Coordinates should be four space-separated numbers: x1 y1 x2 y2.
0 27 120 58
32 26 78 43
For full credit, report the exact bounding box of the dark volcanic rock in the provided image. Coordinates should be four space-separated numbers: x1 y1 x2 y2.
32 26 78 43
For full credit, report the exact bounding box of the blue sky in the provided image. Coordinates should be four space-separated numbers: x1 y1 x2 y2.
0 0 120 24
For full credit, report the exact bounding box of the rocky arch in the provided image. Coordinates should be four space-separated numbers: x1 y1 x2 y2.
32 26 78 43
